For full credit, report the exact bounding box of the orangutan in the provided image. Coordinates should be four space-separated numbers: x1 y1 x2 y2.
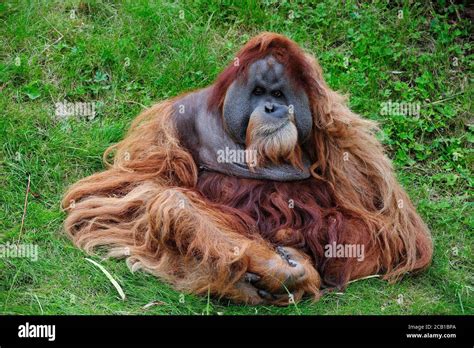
63 33 432 305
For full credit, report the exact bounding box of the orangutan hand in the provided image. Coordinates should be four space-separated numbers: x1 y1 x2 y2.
232 246 320 305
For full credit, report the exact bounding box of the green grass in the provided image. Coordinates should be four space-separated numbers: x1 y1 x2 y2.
0 0 472 315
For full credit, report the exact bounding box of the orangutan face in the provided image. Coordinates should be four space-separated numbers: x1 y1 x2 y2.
222 56 312 168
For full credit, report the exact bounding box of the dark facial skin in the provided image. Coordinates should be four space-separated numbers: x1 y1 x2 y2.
223 56 313 144
173 56 313 181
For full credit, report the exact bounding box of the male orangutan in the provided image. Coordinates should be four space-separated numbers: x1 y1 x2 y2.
62 33 432 305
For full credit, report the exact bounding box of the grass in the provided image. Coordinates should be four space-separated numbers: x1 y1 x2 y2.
0 0 472 315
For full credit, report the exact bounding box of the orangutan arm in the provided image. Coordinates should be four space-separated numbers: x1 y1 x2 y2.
144 186 320 305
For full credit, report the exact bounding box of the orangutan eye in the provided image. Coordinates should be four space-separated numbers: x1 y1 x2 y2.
253 86 265 96
271 90 283 98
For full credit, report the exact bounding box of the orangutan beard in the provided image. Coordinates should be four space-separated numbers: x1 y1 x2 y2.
245 112 303 170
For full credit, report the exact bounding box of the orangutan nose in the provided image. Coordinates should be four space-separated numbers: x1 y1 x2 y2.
264 103 288 119
264 102 274 113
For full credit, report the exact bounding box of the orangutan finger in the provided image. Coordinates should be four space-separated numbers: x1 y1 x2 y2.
244 272 261 284
257 289 294 305
276 246 298 267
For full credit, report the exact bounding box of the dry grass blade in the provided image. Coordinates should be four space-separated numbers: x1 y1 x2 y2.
348 274 381 284
85 258 126 300
142 300 166 309
17 174 31 242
